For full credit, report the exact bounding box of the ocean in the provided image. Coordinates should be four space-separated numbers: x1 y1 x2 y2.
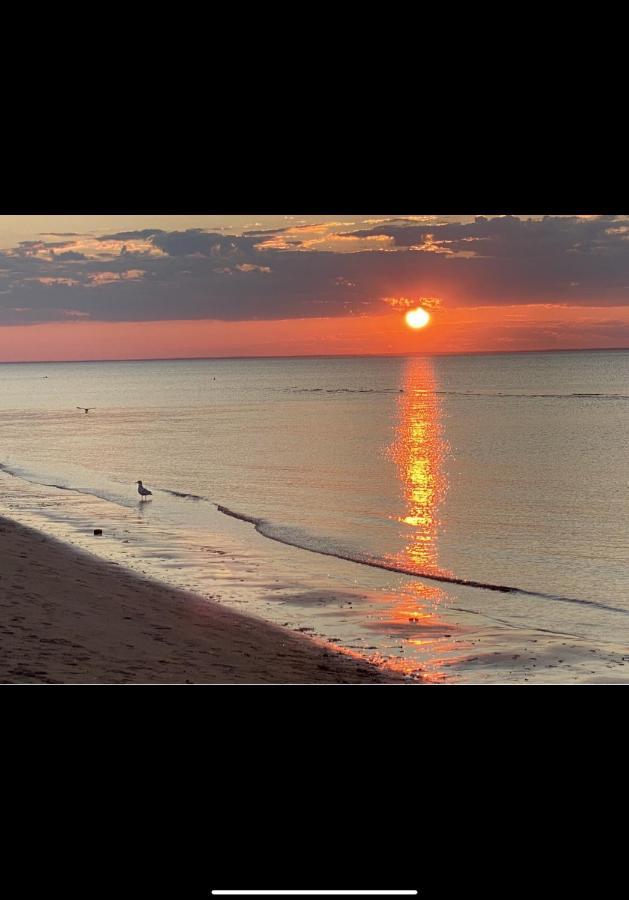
1 350 628 683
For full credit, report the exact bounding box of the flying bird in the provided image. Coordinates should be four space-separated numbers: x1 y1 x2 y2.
136 480 153 501
77 407 95 414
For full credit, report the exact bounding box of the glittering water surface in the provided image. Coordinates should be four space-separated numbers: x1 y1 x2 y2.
1 351 629 682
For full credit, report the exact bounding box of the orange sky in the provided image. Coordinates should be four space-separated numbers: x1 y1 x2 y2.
2 215 629 361
1 304 628 362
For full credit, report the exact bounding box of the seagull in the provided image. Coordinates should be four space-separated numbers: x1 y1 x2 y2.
77 407 94 414
136 480 153 501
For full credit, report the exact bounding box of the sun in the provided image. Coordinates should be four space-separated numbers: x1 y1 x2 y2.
405 307 431 329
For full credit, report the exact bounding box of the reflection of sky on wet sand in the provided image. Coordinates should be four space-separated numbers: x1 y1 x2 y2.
351 580 476 682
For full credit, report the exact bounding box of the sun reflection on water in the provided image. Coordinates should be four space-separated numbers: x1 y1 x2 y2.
374 358 472 680
387 356 450 577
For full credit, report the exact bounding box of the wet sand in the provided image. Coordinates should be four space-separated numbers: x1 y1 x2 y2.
0 516 406 684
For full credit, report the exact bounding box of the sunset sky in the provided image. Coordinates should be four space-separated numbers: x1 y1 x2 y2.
1 214 629 361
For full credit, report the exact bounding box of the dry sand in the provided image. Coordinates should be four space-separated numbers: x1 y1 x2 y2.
0 516 406 684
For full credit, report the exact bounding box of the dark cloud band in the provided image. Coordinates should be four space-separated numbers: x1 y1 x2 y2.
1 215 628 326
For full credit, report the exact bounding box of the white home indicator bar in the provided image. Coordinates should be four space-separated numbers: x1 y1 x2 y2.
211 892 418 896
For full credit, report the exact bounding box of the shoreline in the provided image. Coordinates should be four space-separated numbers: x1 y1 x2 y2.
0 515 408 684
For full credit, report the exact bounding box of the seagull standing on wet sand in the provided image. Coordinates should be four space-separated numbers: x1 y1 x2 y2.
136 480 153 501
77 407 94 414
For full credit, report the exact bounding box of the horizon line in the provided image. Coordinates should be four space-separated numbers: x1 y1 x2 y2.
0 345 629 366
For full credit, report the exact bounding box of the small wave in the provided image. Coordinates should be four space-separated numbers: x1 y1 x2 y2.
2 461 626 617
1 462 136 506
288 388 404 394
161 489 206 501
215 503 629 616
0 463 208 507
285 388 629 400
434 390 629 400
216 504 262 526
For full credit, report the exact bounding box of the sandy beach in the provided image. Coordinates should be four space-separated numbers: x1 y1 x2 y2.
0 516 406 684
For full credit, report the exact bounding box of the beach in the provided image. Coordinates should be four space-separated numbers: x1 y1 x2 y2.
1 352 628 683
0 515 405 684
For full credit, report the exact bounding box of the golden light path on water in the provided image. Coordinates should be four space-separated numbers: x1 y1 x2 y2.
387 357 450 578
376 357 471 681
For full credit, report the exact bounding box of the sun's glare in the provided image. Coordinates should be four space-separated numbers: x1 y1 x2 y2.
405 307 431 329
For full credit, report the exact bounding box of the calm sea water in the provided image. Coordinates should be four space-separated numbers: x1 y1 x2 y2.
1 350 628 683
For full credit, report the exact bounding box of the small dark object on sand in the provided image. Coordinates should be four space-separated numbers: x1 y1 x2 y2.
93 529 102 536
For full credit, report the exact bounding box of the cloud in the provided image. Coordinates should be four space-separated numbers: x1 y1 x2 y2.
384 296 442 310
52 251 87 261
97 229 165 241
60 308 91 319
243 227 287 237
30 277 80 287
1 216 629 326
149 230 260 257
342 215 629 258
473 318 629 350
236 263 271 273
87 270 145 285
